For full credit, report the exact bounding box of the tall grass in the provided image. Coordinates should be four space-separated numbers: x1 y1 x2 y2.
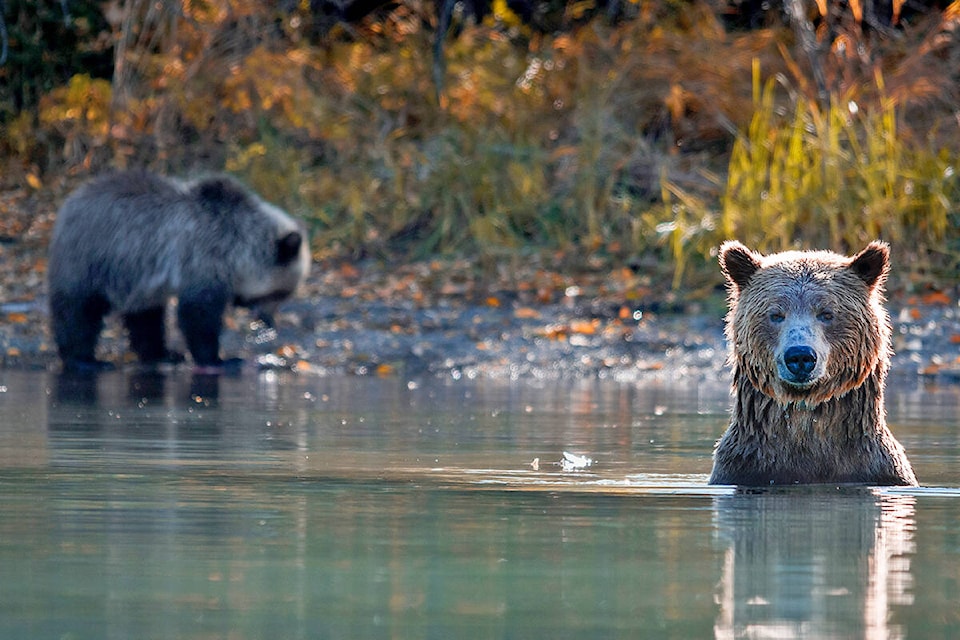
721 59 958 268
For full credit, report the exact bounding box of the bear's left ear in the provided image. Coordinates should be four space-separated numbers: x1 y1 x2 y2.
849 241 890 289
276 231 302 265
194 176 248 214
719 241 761 291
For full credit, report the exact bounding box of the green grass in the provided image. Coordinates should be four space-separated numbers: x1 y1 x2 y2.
721 60 958 272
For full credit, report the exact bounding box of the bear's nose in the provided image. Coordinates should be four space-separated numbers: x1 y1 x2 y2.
784 346 817 377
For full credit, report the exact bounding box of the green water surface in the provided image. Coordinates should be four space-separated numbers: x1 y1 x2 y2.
0 370 958 638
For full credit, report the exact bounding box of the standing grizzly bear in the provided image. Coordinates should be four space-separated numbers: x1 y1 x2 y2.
48 170 310 372
709 241 917 486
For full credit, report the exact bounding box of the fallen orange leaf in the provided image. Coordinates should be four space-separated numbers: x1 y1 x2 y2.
514 307 541 319
6 312 27 324
570 319 600 335
537 325 568 340
922 291 952 305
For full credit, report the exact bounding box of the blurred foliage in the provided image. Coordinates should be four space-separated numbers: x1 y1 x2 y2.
0 1 112 115
1 0 959 290
722 61 957 256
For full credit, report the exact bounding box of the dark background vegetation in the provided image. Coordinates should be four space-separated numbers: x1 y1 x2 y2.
1 0 959 295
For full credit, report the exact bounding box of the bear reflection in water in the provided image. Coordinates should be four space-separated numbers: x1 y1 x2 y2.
713 488 915 639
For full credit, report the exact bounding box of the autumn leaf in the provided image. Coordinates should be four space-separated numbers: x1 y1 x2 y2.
339 263 360 279
922 291 952 305
570 319 600 335
294 360 312 373
537 324 568 340
514 307 541 319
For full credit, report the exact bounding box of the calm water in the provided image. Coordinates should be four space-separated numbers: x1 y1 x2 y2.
0 369 959 639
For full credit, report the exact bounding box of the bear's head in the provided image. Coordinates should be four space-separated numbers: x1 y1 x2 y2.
719 240 891 407
191 176 311 323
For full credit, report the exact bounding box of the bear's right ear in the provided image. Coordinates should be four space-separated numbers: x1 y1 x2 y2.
719 241 761 291
276 231 302 265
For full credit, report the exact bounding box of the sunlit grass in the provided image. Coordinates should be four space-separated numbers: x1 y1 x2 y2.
722 60 958 271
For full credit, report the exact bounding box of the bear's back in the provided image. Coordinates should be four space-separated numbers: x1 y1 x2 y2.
50 171 211 311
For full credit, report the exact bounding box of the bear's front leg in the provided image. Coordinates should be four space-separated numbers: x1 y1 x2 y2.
177 286 229 371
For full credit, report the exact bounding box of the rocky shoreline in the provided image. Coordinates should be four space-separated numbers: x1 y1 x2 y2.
1 255 958 386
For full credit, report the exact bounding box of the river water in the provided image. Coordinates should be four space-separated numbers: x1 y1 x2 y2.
0 369 958 638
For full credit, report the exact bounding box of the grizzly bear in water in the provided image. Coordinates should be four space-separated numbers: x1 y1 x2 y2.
709 241 917 486
48 170 310 372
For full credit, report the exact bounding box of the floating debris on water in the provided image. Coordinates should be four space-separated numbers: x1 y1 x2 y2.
560 451 593 472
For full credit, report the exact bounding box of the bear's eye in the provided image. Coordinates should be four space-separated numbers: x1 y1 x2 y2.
769 312 785 323
817 310 834 322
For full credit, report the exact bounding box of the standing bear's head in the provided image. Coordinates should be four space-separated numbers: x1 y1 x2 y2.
719 240 891 407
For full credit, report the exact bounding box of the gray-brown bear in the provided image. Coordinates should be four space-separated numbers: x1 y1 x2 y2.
709 241 917 486
48 170 310 372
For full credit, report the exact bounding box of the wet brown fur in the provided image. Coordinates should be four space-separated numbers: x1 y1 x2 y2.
709 241 918 486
